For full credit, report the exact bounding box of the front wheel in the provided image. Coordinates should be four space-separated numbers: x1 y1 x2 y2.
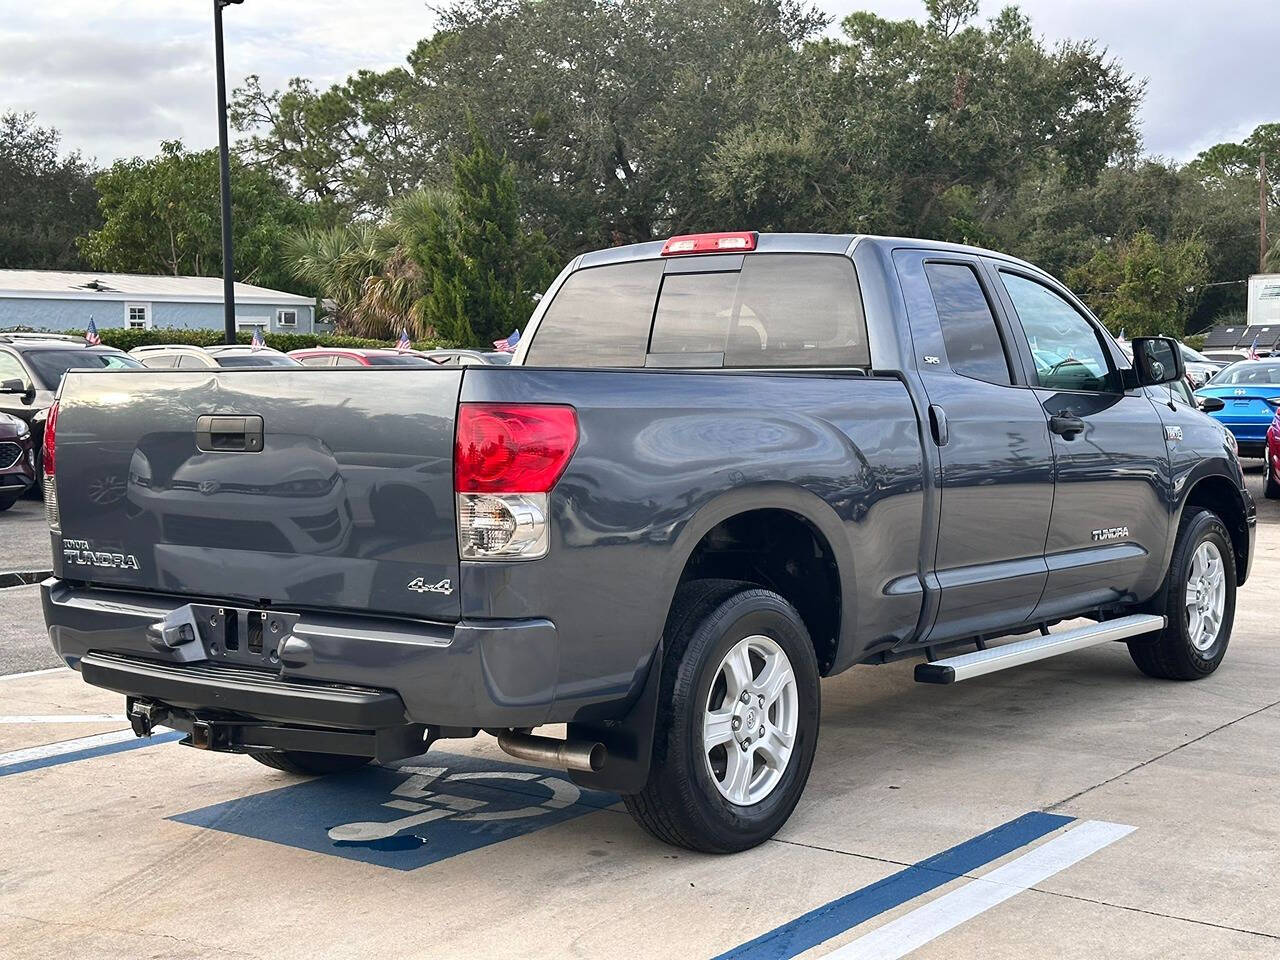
0 494 19 512
1129 508 1236 680
623 580 820 853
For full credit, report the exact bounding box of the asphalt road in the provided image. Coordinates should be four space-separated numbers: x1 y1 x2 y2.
0 497 50 580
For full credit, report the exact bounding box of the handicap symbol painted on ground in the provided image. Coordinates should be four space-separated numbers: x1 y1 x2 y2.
170 751 618 870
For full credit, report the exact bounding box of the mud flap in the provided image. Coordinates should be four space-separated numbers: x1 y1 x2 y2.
566 640 662 795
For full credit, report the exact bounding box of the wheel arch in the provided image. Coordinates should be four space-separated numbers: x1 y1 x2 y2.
665 484 854 676
1180 469 1251 585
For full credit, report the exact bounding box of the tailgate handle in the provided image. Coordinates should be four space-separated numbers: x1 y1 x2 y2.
196 415 263 453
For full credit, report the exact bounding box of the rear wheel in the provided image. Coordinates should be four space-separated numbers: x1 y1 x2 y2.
1129 508 1235 680
623 580 820 853
249 750 371 775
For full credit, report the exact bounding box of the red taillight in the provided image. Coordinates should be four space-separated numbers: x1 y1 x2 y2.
43 399 59 476
660 231 757 256
455 404 578 493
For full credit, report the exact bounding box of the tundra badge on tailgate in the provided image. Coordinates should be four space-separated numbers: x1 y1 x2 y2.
62 539 141 571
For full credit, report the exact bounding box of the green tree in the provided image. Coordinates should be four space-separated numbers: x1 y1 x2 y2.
414 124 554 346
0 112 100 269
1067 231 1209 337
234 0 830 253
283 188 458 339
80 140 313 291
708 2 1141 239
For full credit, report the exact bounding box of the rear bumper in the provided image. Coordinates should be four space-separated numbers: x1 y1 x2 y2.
42 578 561 730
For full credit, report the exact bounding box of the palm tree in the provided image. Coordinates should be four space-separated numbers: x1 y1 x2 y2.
282 188 458 339
1265 235 1280 274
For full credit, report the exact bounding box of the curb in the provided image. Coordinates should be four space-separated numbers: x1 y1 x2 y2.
0 571 52 589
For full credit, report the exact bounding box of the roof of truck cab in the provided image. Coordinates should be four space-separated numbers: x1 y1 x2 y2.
575 232 1044 275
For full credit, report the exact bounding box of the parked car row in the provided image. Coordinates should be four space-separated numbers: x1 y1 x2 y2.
1195 359 1280 497
129 343 515 369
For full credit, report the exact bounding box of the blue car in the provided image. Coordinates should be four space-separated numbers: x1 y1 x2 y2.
1195 359 1280 457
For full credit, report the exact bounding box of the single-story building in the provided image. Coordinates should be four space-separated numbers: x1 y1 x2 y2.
0 270 316 335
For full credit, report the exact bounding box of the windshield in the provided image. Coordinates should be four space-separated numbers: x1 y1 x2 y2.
363 354 436 366
1179 343 1213 363
26 349 142 388
1211 362 1280 385
215 354 301 368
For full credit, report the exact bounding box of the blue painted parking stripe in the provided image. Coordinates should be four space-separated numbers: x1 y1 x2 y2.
714 811 1074 960
0 729 184 777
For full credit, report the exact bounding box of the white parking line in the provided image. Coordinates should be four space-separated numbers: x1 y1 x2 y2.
825 820 1136 960
0 728 140 769
0 715 124 724
0 667 65 681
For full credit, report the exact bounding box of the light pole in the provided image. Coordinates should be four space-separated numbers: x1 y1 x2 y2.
214 0 243 345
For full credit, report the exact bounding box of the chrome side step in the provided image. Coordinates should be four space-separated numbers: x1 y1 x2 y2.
914 614 1166 685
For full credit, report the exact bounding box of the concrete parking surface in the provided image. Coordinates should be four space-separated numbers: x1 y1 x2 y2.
1 468 1277 959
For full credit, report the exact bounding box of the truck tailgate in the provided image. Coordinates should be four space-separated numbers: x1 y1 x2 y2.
52 368 463 621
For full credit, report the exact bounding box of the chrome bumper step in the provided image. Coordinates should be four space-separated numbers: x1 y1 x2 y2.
915 614 1166 684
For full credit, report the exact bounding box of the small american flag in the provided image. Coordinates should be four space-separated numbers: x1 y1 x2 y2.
396 328 412 352
250 326 265 352
85 317 101 346
1249 335 1260 360
493 328 521 353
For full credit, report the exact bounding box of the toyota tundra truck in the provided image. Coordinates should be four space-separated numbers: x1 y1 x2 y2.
41 233 1254 852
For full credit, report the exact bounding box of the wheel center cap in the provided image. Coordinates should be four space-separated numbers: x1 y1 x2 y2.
745 708 756 727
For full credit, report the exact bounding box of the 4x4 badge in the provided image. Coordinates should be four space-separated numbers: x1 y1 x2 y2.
408 577 453 595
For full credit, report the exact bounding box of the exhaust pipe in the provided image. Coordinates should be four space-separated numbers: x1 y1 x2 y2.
497 730 606 773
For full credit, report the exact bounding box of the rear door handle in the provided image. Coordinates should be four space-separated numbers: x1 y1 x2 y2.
928 404 949 446
1048 412 1085 440
196 415 264 453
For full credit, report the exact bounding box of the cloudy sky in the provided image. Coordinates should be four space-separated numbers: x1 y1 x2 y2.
2 0 1272 167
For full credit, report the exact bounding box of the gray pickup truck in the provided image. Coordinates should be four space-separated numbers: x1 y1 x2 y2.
41 232 1254 852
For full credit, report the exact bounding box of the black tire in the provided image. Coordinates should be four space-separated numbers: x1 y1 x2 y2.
0 494 18 512
1128 508 1236 680
623 579 820 853
249 750 371 775
1265 463 1280 500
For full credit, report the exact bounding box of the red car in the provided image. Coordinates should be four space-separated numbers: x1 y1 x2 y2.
0 411 36 511
1266 411 1280 499
287 348 437 367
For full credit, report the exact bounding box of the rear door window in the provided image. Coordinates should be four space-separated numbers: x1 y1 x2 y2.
525 260 664 367
924 262 1011 385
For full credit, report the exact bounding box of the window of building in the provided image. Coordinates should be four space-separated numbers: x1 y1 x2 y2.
277 309 298 327
125 303 152 330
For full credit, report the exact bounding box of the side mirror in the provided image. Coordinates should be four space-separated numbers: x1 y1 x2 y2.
1199 396 1225 413
1131 336 1185 387
0 378 30 394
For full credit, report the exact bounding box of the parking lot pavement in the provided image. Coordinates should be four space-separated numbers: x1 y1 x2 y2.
0 465 1277 959
0 498 51 581
0 585 59 675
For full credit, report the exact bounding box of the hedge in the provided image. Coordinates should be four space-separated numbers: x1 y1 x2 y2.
23 327 456 354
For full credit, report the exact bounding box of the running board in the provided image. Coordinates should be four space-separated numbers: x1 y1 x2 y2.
915 614 1166 685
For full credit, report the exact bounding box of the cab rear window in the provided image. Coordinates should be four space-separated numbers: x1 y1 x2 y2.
525 253 869 369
